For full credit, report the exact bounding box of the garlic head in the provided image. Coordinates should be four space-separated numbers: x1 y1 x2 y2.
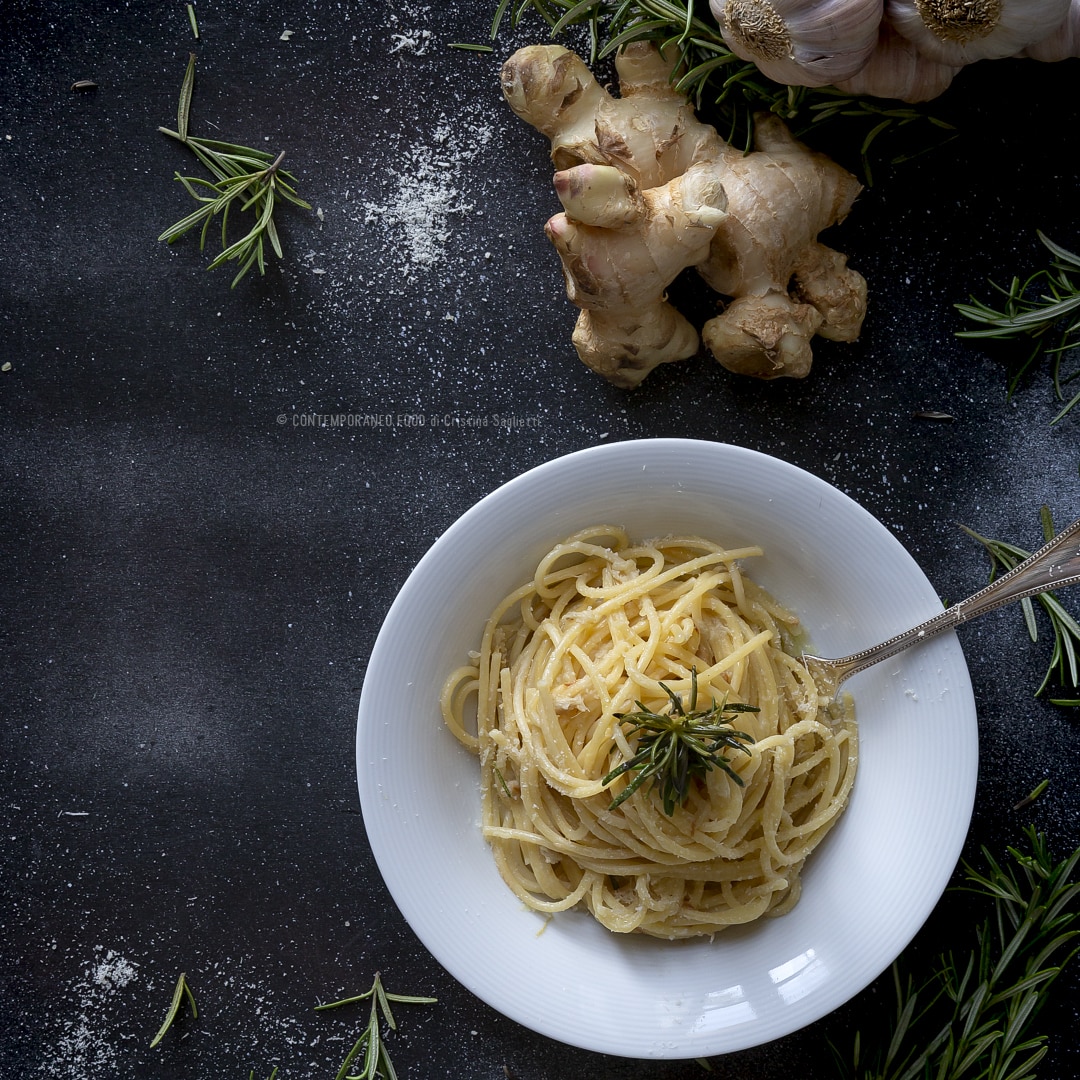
709 0 885 87
886 0 1071 64
834 19 962 101
1024 0 1080 60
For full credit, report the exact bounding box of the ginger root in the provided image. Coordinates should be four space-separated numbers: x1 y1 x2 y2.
547 161 728 386
501 42 867 388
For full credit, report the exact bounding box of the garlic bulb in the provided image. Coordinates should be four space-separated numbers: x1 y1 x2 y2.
886 0 1071 65
709 0 884 87
834 20 962 101
1024 0 1080 60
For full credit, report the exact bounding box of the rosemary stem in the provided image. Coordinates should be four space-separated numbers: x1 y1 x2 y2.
263 150 286 177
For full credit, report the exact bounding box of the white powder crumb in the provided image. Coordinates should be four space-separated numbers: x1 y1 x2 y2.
358 113 495 274
92 950 139 990
388 4 434 56
389 29 433 55
39 948 139 1079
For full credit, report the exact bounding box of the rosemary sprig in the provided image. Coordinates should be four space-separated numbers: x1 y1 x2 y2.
315 973 437 1080
602 668 756 815
485 0 951 175
956 232 1080 424
149 971 198 1048
1012 778 1050 811
844 826 1080 1080
961 507 1080 704
158 54 311 287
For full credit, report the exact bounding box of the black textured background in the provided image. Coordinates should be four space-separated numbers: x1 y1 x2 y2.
2 3 1079 1078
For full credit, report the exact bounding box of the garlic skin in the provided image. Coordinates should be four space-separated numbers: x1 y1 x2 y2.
710 0 884 88
1024 0 1080 60
886 0 1071 65
834 19 962 101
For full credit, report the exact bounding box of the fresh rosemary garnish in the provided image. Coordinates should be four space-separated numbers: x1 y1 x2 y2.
961 507 1080 704
315 973 437 1080
484 0 951 176
956 231 1080 424
843 826 1080 1080
602 668 756 815
149 971 198 1048
157 54 311 287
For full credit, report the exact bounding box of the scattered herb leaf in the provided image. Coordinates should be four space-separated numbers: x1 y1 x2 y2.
315 973 437 1080
1013 778 1050 811
187 3 199 39
176 50 194 142
602 667 757 815
149 971 198 1048
843 826 1080 1080
956 231 1080 424
71 79 98 91
961 507 1080 701
157 54 311 287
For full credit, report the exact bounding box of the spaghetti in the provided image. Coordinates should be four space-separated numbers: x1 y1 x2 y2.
440 526 857 939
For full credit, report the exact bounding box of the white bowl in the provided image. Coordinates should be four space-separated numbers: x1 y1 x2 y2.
356 439 977 1059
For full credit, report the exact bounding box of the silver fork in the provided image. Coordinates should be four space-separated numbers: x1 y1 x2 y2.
802 516 1080 697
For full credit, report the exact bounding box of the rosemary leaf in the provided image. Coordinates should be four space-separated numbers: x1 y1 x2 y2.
335 1032 367 1080
177 52 195 143
1012 778 1050 811
362 996 380 1079
374 977 396 1031
960 509 1080 701
149 971 197 1048
377 1039 400 1080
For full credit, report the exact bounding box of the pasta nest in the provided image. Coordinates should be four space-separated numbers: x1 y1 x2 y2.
442 526 857 940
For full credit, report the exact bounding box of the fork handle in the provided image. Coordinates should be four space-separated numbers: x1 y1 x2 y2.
811 516 1080 687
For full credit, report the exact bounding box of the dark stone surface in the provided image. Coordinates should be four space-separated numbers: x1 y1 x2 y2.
1 2 1078 1077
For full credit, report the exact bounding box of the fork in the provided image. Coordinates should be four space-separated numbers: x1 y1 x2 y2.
802 516 1080 697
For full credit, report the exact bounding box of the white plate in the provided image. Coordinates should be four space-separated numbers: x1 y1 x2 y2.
356 439 978 1059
